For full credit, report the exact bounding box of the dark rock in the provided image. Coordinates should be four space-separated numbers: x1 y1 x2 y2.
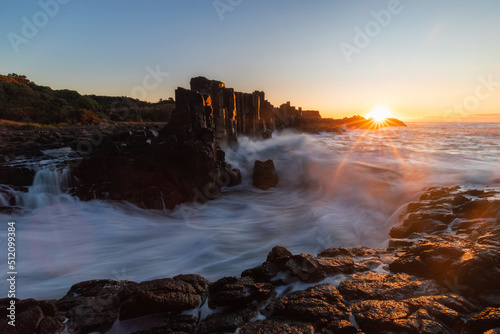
72 91 241 210
190 76 238 145
199 308 256 334
454 199 500 219
235 92 262 137
65 293 120 333
19 299 58 317
467 307 500 333
241 261 281 283
120 277 204 320
266 285 348 324
209 276 274 309
389 238 417 248
174 274 209 295
338 272 442 301
0 319 16 334
322 320 358 334
351 298 464 334
239 319 315 333
252 159 279 190
56 279 139 333
0 166 35 187
452 194 470 206
17 306 44 334
132 314 198 334
389 235 500 297
317 247 352 258
243 246 366 284
390 218 448 238
37 316 65 334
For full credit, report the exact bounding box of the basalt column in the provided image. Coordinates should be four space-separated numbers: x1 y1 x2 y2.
190 76 238 146
235 92 261 137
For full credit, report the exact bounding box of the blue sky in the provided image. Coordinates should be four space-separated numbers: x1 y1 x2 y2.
1 0 500 121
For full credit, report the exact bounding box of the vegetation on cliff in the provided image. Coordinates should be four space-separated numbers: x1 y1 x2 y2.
0 73 173 125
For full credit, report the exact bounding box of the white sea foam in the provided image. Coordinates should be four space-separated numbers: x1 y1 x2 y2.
0 122 499 299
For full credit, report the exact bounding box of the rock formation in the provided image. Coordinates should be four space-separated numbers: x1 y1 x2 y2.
190 77 238 146
252 160 279 190
235 91 261 137
71 87 241 210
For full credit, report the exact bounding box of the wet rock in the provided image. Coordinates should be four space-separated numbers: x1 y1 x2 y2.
37 316 65 334
199 308 256 334
65 293 120 333
243 246 366 285
253 159 279 190
17 306 44 334
317 247 352 258
209 276 274 309
239 319 315 333
321 320 358 334
120 276 206 320
351 299 451 334
0 166 35 187
18 299 58 317
268 245 293 263
338 272 442 301
390 235 500 298
390 218 448 238
132 314 198 334
266 285 348 325
56 279 139 333
467 307 500 333
174 274 209 295
389 238 417 248
454 199 500 219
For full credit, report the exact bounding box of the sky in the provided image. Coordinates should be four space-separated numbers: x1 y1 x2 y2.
1 0 500 122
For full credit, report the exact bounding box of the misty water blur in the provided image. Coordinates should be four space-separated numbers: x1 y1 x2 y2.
1 122 499 299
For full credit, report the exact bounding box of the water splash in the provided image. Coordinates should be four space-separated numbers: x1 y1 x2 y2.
0 123 499 299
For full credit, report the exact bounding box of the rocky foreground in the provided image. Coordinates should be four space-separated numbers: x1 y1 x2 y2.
2 186 499 334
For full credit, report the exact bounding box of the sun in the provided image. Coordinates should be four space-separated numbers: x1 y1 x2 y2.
366 107 395 122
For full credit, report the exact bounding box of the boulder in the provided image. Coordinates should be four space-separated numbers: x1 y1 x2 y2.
466 307 500 333
351 294 475 334
0 166 35 187
338 272 443 301
208 276 274 309
242 245 367 284
239 319 315 333
199 308 256 334
252 159 279 190
119 276 207 320
389 235 500 298
132 314 198 334
265 285 348 325
57 279 137 333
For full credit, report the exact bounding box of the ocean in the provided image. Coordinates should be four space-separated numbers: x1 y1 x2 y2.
1 122 499 300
